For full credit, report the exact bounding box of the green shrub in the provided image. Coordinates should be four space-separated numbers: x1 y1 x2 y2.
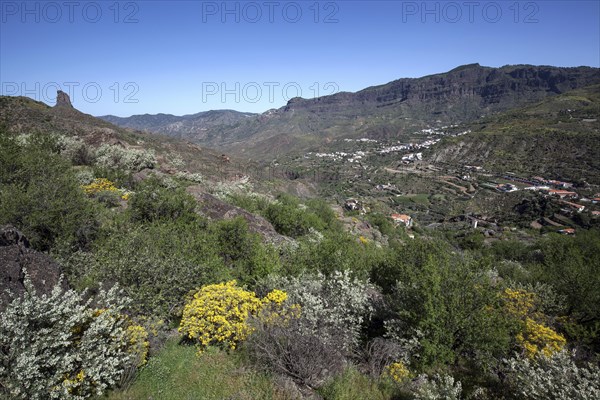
0 131 98 251
377 241 515 370
210 217 281 284
83 219 226 318
283 230 382 277
264 193 329 238
0 275 134 400
129 177 197 223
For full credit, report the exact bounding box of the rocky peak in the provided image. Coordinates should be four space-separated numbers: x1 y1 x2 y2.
55 90 73 108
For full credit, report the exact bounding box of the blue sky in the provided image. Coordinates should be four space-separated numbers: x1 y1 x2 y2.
1 0 599 116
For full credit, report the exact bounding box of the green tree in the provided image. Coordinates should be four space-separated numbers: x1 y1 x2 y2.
376 240 515 370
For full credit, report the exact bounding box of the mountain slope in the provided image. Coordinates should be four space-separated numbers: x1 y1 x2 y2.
0 95 246 180
100 64 600 159
428 84 600 184
100 110 256 140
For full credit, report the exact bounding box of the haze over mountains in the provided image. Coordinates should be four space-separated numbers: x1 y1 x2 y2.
99 64 600 159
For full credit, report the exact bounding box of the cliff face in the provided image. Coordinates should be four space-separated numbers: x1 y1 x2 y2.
283 64 599 117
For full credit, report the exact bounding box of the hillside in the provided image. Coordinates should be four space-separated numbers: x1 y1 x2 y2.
100 64 600 159
0 94 247 180
429 84 600 184
100 109 256 140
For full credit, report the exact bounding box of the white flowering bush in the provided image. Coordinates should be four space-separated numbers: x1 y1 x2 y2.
212 175 253 200
247 271 373 387
0 274 134 400
412 374 463 400
262 270 373 351
94 144 156 172
504 350 600 399
167 153 185 169
54 134 91 164
175 171 204 183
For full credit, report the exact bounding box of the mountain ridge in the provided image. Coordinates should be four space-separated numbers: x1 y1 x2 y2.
99 63 600 159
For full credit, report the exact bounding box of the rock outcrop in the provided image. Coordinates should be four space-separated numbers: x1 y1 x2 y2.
55 89 73 108
0 225 68 310
186 186 292 246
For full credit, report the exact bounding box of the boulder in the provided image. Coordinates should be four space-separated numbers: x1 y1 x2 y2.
186 186 292 246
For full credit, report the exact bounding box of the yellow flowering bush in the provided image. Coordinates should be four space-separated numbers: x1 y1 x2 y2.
516 318 566 358
82 178 119 195
263 289 287 305
126 324 150 367
504 288 536 317
81 178 131 200
503 288 566 358
179 281 292 353
385 361 410 383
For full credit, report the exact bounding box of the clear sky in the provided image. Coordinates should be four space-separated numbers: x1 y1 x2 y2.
1 0 599 116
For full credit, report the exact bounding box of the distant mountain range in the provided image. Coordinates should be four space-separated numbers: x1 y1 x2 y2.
99 64 600 159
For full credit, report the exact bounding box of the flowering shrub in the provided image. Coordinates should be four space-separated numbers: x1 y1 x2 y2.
516 318 566 358
262 270 374 352
81 178 129 202
175 171 204 183
54 134 92 165
82 178 119 195
94 144 156 172
178 281 291 352
385 361 410 383
504 350 600 399
246 271 373 387
125 323 150 367
503 288 566 358
412 374 463 400
0 275 135 400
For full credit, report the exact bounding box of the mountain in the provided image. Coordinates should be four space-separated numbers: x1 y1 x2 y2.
99 110 256 140
100 64 600 159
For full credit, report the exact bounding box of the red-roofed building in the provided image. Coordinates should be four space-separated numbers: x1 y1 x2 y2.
548 189 578 199
560 200 585 213
558 228 576 235
391 214 413 228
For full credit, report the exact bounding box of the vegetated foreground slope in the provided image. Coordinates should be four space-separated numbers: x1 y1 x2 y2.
100 63 600 159
429 84 600 184
0 95 247 180
2 90 600 400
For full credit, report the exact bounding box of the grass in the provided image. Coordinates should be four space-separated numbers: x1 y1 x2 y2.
105 339 291 400
395 194 430 205
317 367 395 400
